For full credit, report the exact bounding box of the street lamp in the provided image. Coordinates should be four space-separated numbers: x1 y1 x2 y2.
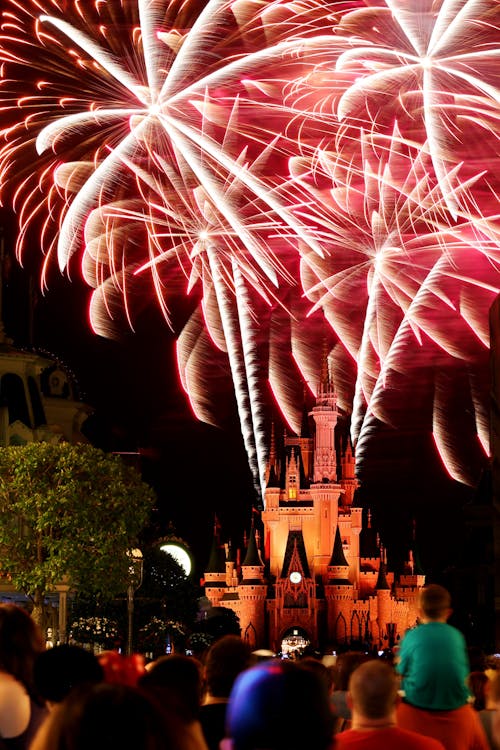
126 548 144 656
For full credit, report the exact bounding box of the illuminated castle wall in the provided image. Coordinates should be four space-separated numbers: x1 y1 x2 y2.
204 364 425 652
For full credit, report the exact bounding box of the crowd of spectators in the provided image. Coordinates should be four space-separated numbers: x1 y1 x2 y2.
0 584 499 750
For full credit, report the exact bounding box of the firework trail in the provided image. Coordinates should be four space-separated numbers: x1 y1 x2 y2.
0 0 499 493
284 0 500 483
292 128 499 482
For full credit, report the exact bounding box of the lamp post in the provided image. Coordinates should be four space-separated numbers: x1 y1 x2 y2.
126 548 144 656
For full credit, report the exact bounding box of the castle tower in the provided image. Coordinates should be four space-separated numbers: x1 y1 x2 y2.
325 526 354 644
375 550 392 648
310 347 338 483
204 527 227 608
238 525 267 648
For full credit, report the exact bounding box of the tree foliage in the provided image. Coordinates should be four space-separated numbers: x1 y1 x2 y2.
0 443 155 615
136 546 201 655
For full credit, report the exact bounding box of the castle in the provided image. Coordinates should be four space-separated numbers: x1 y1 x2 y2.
204 362 425 654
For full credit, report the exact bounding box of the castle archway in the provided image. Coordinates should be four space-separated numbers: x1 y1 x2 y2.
244 623 257 649
280 626 310 657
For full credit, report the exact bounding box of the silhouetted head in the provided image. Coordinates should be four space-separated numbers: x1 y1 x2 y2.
297 656 334 694
419 584 451 621
205 635 252 698
0 604 44 696
34 645 104 704
31 682 180 750
225 659 334 750
139 654 202 721
348 659 398 720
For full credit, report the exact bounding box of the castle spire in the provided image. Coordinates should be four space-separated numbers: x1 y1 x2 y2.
310 345 338 483
269 420 276 468
206 534 226 574
266 421 279 487
300 388 310 438
319 338 331 393
375 547 390 590
409 519 425 575
242 524 263 567
206 515 225 573
329 525 349 567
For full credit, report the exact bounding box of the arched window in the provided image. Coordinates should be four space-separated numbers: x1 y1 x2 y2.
244 623 257 649
335 613 347 644
351 611 361 641
1 374 30 427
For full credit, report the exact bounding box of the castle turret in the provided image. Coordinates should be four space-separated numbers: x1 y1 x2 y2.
325 526 354 642
396 521 425 627
225 541 238 587
239 525 267 648
266 422 279 487
285 449 300 500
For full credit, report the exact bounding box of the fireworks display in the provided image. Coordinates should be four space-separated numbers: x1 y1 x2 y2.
0 0 499 500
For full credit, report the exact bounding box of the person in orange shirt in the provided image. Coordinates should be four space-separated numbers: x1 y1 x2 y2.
336 659 445 750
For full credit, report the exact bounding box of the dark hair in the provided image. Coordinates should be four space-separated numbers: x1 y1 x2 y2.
34 683 177 750
227 659 334 750
0 604 44 699
349 659 398 719
34 645 104 703
204 635 252 698
139 654 202 721
297 657 334 693
419 584 451 619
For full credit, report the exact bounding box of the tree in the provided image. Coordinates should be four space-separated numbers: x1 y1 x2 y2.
194 606 241 640
136 546 201 656
0 442 155 625
68 591 125 650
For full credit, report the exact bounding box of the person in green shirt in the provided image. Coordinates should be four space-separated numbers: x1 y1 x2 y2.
396 584 470 711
